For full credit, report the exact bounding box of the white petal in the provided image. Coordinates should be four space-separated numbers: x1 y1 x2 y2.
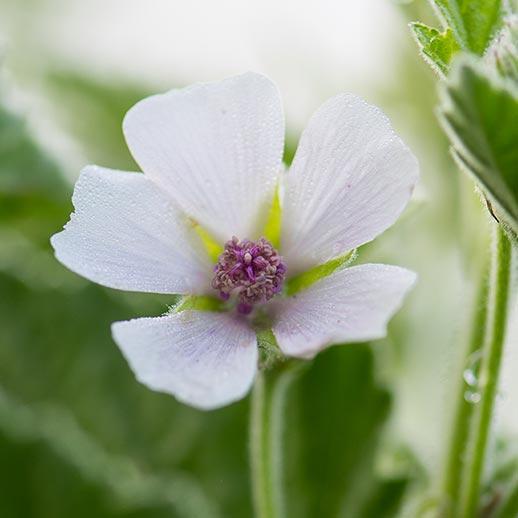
281 95 419 274
272 264 416 359
51 166 211 294
123 72 284 242
112 311 258 410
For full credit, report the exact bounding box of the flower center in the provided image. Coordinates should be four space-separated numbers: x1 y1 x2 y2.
211 236 286 315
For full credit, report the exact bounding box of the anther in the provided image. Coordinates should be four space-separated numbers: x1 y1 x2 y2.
211 236 286 311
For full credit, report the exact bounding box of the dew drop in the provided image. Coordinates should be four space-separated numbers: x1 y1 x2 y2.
463 350 482 387
463 368 478 387
464 390 481 404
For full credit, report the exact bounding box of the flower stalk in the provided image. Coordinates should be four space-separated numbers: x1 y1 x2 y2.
459 224 512 518
249 362 302 518
441 256 490 515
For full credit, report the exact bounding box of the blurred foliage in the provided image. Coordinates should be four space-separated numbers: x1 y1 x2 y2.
0 106 68 199
485 440 518 517
439 56 518 239
284 345 407 518
0 79 413 518
488 14 518 82
43 71 149 171
0 388 216 518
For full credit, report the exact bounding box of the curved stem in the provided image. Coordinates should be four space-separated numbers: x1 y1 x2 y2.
460 224 512 518
441 258 489 516
249 362 302 518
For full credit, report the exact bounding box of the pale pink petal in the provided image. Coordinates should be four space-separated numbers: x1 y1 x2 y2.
51 166 211 294
123 72 284 242
272 264 416 358
281 95 419 274
112 311 257 410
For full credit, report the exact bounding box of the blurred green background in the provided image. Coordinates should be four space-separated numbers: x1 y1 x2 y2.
0 0 515 517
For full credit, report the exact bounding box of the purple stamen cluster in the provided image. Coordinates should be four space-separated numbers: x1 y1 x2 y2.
212 236 286 314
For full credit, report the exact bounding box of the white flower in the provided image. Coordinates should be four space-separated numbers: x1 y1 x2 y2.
51 72 418 410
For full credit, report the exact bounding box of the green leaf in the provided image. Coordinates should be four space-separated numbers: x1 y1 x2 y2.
284 345 408 518
487 14 518 83
285 249 356 296
357 477 410 518
410 23 460 75
432 0 503 54
0 387 218 518
411 0 504 73
439 55 518 236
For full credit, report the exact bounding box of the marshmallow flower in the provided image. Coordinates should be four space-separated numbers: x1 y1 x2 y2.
51 73 418 410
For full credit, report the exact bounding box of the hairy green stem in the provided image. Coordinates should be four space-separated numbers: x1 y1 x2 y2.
249 363 302 518
441 258 489 516
460 225 512 518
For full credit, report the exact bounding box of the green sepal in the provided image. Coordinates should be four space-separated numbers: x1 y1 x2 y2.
285 249 357 297
188 218 223 263
256 329 285 371
172 294 225 313
262 184 282 248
